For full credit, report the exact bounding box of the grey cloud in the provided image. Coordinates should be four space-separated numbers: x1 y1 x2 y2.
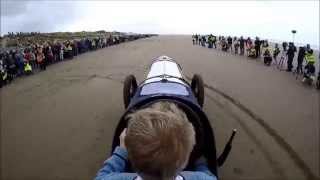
1 0 33 17
1 1 83 34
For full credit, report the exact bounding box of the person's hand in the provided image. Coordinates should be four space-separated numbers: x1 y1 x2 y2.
120 128 127 149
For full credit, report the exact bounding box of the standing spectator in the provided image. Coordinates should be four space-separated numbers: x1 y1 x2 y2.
52 42 59 63
72 40 77 56
273 43 280 64
286 42 297 72
24 48 31 64
306 44 313 53
195 34 199 45
246 37 253 56
59 43 64 61
192 35 195 45
227 36 233 52
221 37 228 51
6 51 16 81
102 37 107 47
246 37 252 48
254 37 261 58
296 46 306 74
239 36 245 55
91 39 96 50
66 42 73 59
15 49 24 76
42 43 48 63
212 35 217 49
198 35 202 46
302 49 316 82
207 34 213 48
0 52 7 87
234 38 240 54
76 40 81 55
36 46 46 70
263 48 272 66
201 36 206 47
282 42 288 52
47 46 54 64
30 49 36 69
261 40 269 56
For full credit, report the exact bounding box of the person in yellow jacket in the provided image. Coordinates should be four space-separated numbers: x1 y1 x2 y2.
302 49 316 83
24 62 32 75
263 47 273 66
305 50 315 64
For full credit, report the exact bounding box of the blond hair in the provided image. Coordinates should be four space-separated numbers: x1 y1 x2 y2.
125 101 195 180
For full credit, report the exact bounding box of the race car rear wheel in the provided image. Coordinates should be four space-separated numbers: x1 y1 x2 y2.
191 74 204 107
123 75 138 108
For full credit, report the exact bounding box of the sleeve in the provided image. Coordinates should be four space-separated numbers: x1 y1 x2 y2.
94 146 129 180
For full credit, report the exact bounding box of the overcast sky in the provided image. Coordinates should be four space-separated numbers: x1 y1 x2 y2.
1 1 319 47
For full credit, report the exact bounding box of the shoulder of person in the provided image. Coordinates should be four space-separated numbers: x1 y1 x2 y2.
180 171 217 180
96 173 136 180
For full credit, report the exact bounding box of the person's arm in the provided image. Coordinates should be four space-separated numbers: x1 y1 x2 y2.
95 129 128 180
95 146 128 179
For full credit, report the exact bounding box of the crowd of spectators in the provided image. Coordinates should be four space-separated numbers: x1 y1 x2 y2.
192 34 319 89
0 33 148 88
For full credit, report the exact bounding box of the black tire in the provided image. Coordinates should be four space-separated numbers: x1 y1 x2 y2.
191 74 205 107
123 75 138 108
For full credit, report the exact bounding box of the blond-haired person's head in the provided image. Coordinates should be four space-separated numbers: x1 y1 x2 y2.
125 101 196 180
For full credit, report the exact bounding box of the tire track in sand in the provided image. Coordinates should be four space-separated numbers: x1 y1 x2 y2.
185 76 316 180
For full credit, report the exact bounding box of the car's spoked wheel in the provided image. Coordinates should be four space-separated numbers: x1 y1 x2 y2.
123 75 138 108
191 74 204 107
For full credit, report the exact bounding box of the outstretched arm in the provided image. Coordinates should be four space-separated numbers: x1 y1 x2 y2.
95 146 128 179
95 129 128 180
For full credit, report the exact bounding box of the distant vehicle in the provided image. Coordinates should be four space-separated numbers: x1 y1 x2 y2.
111 55 237 178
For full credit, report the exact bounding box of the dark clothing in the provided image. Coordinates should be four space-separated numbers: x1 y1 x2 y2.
239 39 245 47
212 36 217 48
239 38 245 55
304 64 316 75
282 42 288 51
263 50 272 65
227 37 232 51
227 37 232 44
286 45 297 71
39 60 46 70
273 47 280 58
254 40 261 57
201 37 206 47
297 48 306 64
296 48 306 73
264 56 272 66
304 64 316 80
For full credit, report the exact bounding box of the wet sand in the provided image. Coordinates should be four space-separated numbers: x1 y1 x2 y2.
1 35 319 180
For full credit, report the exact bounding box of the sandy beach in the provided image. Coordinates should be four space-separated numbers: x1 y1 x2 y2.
1 35 319 180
